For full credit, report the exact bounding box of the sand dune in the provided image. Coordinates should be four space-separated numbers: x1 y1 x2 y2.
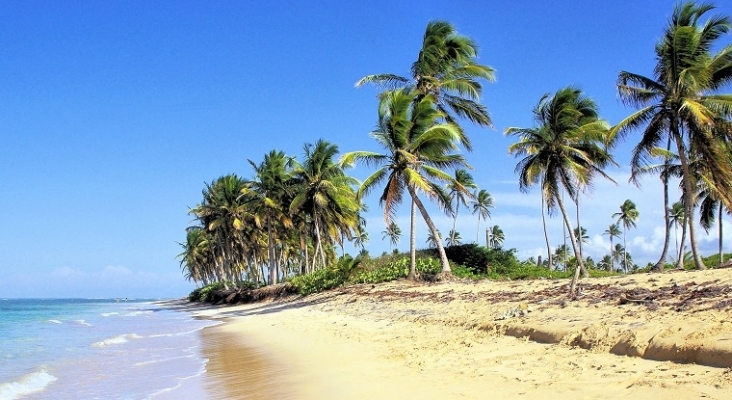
189 268 732 399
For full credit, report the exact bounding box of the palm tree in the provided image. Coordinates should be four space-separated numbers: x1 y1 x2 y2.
290 140 361 271
191 174 252 288
447 169 477 237
341 89 469 277
177 226 213 287
602 223 622 271
242 151 294 285
426 230 441 248
611 244 626 272
356 20 495 150
611 1 732 270
353 226 369 252
446 230 462 246
572 225 589 264
669 201 687 268
488 225 504 249
382 222 402 251
613 200 639 273
554 244 570 271
506 86 615 295
470 189 494 244
598 255 613 272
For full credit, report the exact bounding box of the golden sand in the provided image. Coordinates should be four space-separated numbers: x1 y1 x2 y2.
191 268 732 399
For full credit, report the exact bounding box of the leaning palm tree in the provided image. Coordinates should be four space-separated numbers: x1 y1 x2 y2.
447 169 477 237
506 86 615 296
602 223 622 271
341 88 469 277
611 1 732 270
356 20 495 150
613 200 639 273
470 189 494 244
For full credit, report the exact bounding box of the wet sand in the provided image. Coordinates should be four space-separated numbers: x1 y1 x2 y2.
187 268 732 399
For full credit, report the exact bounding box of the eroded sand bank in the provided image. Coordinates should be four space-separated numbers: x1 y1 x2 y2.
190 268 732 399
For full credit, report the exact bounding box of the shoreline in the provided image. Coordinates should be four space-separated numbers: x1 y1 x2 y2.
180 268 732 399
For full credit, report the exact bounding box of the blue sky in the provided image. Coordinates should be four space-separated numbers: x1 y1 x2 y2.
1 1 731 298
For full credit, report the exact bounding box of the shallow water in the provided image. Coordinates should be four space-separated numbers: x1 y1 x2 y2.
0 299 217 400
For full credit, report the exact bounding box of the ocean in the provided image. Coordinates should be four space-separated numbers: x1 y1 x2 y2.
0 298 217 400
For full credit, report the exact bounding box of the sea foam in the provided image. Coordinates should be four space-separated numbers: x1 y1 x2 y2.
92 333 143 348
0 369 57 400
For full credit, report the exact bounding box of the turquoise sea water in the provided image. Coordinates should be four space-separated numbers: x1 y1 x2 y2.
0 299 217 400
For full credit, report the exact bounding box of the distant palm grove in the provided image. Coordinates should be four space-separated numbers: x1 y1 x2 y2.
179 2 732 297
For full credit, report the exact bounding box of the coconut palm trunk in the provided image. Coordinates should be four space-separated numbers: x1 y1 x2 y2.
407 185 451 274
556 192 585 296
718 202 724 265
313 218 327 270
673 126 706 270
267 218 278 285
653 138 673 272
677 212 688 269
541 192 553 269
575 196 588 278
409 199 417 280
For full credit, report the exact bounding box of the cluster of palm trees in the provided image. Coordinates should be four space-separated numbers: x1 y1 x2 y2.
506 2 732 294
612 1 732 271
180 2 732 294
179 20 496 286
178 141 362 288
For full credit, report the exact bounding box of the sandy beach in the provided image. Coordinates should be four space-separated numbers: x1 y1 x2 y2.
185 268 732 399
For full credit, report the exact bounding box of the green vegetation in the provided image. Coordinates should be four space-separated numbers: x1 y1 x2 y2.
180 3 732 299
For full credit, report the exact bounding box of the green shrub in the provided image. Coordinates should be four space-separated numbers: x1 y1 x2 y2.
290 265 346 296
188 282 226 302
351 258 408 284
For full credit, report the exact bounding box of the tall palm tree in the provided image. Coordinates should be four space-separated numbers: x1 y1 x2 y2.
506 86 615 295
612 1 732 270
613 200 639 273
191 174 252 288
470 189 494 244
447 169 477 237
382 222 402 251
356 20 495 150
290 139 361 270
602 223 622 271
341 89 469 277
488 225 505 249
242 151 294 285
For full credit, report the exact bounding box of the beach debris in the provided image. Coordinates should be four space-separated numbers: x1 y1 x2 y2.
495 303 533 320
